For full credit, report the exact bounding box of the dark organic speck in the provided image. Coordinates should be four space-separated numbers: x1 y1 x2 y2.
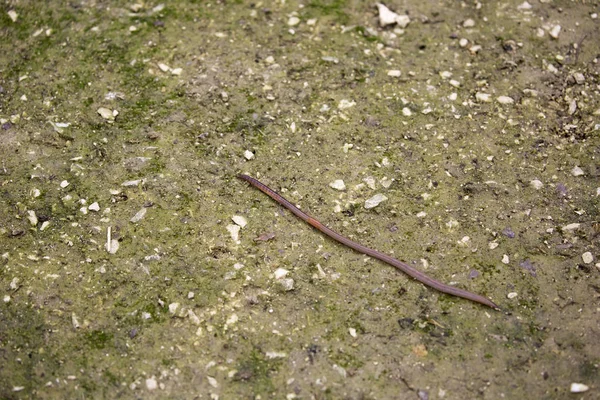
502 227 515 238
519 259 537 277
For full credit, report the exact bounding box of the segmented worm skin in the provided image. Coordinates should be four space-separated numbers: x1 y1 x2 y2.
237 174 499 309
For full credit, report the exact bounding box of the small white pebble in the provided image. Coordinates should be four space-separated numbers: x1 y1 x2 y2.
507 292 518 299
571 166 584 176
497 96 514 105
4 295 10 303
130 208 147 223
7 10 18 22
402 107 412 116
449 79 461 88
489 241 499 250
27 210 38 226
243 149 255 160
88 202 100 212
416 211 427 218
517 1 532 10
60 180 70 188
365 194 387 209
188 291 195 299
232 215 248 228
570 383 589 393
582 252 593 264
146 377 158 390
171 68 182 76
573 73 585 84
338 99 356 109
279 278 295 291
349 328 357 338
387 70 401 77
287 16 300 26
476 92 492 103
168 303 180 314
158 63 170 72
459 38 469 47
363 176 376 190
502 255 510 264
329 180 346 191
549 25 561 39
226 224 241 244
463 19 475 28
562 223 580 231
274 268 289 279
530 179 543 190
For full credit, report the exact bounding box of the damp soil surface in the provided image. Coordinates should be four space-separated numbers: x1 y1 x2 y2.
1 1 599 398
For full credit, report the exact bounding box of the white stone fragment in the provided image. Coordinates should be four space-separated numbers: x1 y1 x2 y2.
489 241 499 250
60 180 70 188
232 215 247 228
497 96 514 104
279 278 294 291
207 376 218 388
122 179 142 187
573 73 585 84
349 328 357 338
333 364 347 378
570 383 589 393
8 10 18 22
507 292 518 299
265 351 287 359
475 92 492 102
88 202 100 212
97 107 118 122
463 19 475 28
440 71 452 79
27 210 38 226
329 180 346 191
226 314 239 325
274 268 289 279
168 303 180 315
226 224 241 244
517 1 532 10
530 179 543 190
338 99 356 109
571 166 584 176
459 38 469 47
146 377 158 390
549 25 561 39
502 255 510 264
402 107 412 116
72 313 80 329
582 252 593 264
365 194 387 209
416 211 427 218
158 63 170 72
363 176 376 190
562 223 580 231
130 208 147 223
376 3 410 28
106 239 119 254
40 221 50 231
387 70 401 77
3 295 9 303
171 68 182 76
288 16 300 26
380 177 393 188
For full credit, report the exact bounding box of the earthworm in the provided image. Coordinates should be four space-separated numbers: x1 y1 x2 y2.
237 174 499 309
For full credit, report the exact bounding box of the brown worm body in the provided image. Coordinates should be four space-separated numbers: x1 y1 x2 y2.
237 174 498 309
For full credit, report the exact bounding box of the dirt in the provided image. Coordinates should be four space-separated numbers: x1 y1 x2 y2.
1 0 599 398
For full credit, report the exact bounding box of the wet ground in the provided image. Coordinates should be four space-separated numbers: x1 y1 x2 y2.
1 0 599 398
